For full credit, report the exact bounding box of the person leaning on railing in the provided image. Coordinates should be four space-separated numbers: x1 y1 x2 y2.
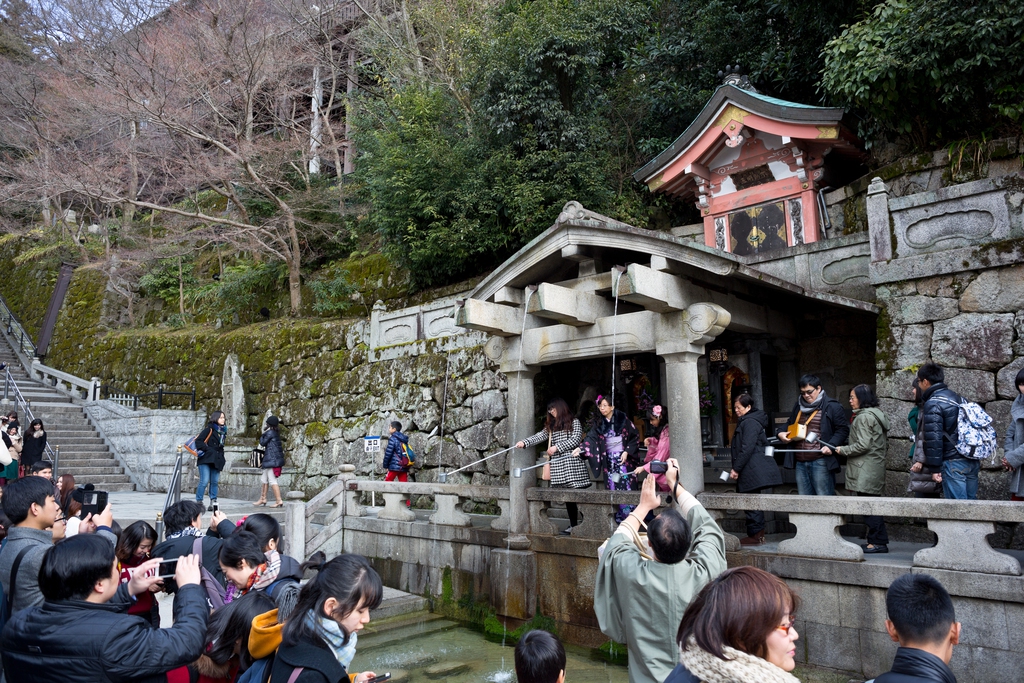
594 459 727 683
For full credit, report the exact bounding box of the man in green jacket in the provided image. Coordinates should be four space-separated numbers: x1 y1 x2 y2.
594 459 727 683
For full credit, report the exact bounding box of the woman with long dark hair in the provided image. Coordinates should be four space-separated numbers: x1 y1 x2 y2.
666 566 802 683
591 395 640 523
195 411 227 511
270 553 385 683
516 397 588 533
835 384 890 553
20 418 46 474
115 520 160 627
191 590 275 682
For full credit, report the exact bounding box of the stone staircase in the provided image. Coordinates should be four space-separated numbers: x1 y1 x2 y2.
0 339 135 491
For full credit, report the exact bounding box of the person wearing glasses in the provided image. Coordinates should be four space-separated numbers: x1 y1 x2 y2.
665 566 801 683
777 374 849 496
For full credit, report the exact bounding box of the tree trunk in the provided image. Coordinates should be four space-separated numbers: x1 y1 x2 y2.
178 256 185 316
286 211 302 315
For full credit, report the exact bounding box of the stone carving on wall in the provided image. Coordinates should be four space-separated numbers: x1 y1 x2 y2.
891 184 1010 257
788 197 804 245
221 354 246 432
556 200 631 229
904 209 995 249
714 216 727 251
821 254 870 285
683 302 731 345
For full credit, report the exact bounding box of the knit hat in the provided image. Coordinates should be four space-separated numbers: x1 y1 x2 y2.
266 416 280 427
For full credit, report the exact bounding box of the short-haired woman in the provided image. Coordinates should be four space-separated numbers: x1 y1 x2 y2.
666 566 802 683
729 394 783 546
517 398 588 534
835 384 890 554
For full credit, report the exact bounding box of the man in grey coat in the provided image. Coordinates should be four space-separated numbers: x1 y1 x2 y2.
0 476 116 613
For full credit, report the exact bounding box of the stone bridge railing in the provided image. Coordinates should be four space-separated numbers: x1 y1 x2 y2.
287 480 1024 577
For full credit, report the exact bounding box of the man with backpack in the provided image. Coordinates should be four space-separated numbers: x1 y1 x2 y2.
917 362 979 499
152 500 237 598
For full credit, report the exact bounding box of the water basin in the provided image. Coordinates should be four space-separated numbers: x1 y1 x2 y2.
352 620 628 683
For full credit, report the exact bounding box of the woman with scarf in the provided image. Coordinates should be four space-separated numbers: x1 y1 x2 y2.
270 553 385 683
116 520 161 627
1001 368 1024 502
237 514 303 619
665 566 802 683
517 398 588 534
589 395 639 523
219 531 295 606
634 404 671 491
20 418 47 476
196 411 227 511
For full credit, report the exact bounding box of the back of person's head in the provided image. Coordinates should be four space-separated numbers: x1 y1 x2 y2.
2 475 54 524
917 363 944 385
515 630 566 683
220 530 266 569
798 374 821 389
282 551 383 648
886 573 955 646
164 500 205 535
40 534 116 601
677 566 800 661
205 590 276 670
116 520 158 564
853 384 880 408
240 513 282 552
647 508 692 564
390 420 402 432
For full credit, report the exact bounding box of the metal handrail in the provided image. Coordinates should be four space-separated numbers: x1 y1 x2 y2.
3 367 59 473
101 384 196 411
0 294 37 359
163 445 185 518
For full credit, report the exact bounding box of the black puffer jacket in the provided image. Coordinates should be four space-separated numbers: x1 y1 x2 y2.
151 519 237 593
20 429 47 468
195 423 226 470
0 583 208 683
270 638 349 683
731 409 783 493
260 428 285 469
874 647 957 683
920 382 962 469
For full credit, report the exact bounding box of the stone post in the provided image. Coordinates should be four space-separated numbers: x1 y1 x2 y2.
866 177 892 262
504 367 538 548
283 490 306 558
661 351 704 493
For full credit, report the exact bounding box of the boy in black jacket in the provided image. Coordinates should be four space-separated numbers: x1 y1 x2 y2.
872 573 960 683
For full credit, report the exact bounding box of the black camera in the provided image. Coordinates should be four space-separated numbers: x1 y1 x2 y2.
649 460 668 474
80 489 108 518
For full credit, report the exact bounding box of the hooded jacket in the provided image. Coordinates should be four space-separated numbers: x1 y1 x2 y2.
1 583 208 683
842 406 890 496
731 409 782 493
382 431 409 472
920 383 962 468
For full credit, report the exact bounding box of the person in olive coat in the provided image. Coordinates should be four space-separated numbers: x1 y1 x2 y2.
195 411 227 511
729 394 783 546
835 384 891 553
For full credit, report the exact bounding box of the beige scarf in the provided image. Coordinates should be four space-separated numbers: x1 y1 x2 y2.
679 638 800 683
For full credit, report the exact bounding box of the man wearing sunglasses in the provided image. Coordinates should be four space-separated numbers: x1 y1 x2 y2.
777 374 849 496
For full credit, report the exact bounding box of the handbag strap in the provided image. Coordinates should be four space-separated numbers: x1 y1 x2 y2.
799 410 819 426
287 667 304 683
5 546 32 620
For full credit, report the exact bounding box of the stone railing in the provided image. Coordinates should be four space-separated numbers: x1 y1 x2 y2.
31 359 101 400
287 471 511 559
698 493 1024 576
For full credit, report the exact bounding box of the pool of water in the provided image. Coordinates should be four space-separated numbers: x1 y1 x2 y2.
352 617 629 683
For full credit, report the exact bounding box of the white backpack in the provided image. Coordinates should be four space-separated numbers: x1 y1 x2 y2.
934 397 997 461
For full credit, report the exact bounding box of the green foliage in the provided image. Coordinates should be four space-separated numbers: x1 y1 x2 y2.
188 260 288 321
307 265 357 317
821 0 1024 145
138 258 198 308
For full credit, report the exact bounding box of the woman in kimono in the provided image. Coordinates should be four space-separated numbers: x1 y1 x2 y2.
517 398 588 534
591 395 639 523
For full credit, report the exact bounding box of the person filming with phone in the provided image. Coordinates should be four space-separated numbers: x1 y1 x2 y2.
1 535 209 682
594 458 727 683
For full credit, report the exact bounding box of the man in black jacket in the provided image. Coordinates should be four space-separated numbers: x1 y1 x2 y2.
1 534 208 683
152 499 236 592
872 573 959 683
777 374 850 496
916 363 976 500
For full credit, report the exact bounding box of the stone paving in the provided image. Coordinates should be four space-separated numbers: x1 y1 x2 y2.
109 490 286 528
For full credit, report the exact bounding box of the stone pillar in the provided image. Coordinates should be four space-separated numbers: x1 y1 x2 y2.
504 367 538 547
866 177 892 262
661 352 704 493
